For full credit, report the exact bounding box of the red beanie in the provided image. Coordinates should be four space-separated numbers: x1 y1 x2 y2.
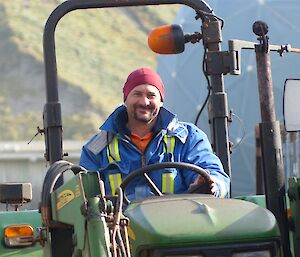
123 67 165 101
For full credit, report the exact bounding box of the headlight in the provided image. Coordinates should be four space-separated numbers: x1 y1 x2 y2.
233 250 271 257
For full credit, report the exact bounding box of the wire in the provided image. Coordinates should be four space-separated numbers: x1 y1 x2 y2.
194 47 211 126
193 7 226 126
41 160 73 226
111 188 131 257
230 111 246 150
216 15 224 29
196 10 224 29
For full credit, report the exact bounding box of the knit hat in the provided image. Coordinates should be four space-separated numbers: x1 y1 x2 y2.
123 67 165 101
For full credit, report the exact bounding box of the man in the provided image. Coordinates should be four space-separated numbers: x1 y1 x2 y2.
80 67 230 200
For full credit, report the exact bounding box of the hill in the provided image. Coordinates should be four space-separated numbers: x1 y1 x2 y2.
0 0 178 140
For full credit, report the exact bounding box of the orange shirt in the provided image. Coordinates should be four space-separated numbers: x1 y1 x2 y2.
130 132 153 153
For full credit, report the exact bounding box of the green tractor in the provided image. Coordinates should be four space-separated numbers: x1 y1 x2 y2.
1 0 300 257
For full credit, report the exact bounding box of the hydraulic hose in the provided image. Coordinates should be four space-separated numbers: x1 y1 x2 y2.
40 160 73 226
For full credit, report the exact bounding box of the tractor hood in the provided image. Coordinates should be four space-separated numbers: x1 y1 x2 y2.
124 195 279 253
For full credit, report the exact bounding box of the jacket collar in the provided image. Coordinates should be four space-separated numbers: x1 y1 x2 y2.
100 104 188 143
100 105 174 132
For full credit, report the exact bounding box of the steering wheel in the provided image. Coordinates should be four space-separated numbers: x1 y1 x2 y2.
119 162 212 204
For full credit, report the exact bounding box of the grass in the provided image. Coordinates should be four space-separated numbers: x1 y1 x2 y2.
1 0 178 140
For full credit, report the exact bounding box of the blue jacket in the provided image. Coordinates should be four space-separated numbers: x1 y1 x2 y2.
80 105 230 200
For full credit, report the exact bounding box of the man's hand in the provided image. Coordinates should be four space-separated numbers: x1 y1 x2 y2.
188 175 217 195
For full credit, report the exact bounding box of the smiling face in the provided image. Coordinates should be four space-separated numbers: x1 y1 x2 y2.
125 84 163 125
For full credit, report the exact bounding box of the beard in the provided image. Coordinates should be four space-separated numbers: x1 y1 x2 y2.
133 104 158 123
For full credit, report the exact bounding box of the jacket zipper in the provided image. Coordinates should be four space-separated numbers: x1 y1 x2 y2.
140 131 165 168
121 135 146 167
141 155 146 167
123 131 165 168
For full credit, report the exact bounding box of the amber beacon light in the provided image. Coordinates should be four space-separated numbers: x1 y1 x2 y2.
148 24 185 54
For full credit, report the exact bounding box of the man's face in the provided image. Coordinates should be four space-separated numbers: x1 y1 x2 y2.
125 84 163 124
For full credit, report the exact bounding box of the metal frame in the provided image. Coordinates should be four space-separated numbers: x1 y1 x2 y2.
41 1 299 257
43 0 213 163
42 0 233 178
42 1 226 256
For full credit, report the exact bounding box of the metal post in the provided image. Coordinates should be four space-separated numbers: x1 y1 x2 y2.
253 21 291 257
42 1 219 257
202 17 231 178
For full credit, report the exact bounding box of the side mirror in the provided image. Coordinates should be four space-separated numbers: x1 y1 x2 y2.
283 79 300 132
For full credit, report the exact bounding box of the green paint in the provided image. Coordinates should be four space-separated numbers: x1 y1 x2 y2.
125 195 280 256
0 210 42 257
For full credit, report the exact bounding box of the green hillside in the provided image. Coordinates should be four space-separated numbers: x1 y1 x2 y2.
0 0 178 140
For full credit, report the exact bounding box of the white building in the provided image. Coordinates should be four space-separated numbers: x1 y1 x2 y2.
0 141 83 210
